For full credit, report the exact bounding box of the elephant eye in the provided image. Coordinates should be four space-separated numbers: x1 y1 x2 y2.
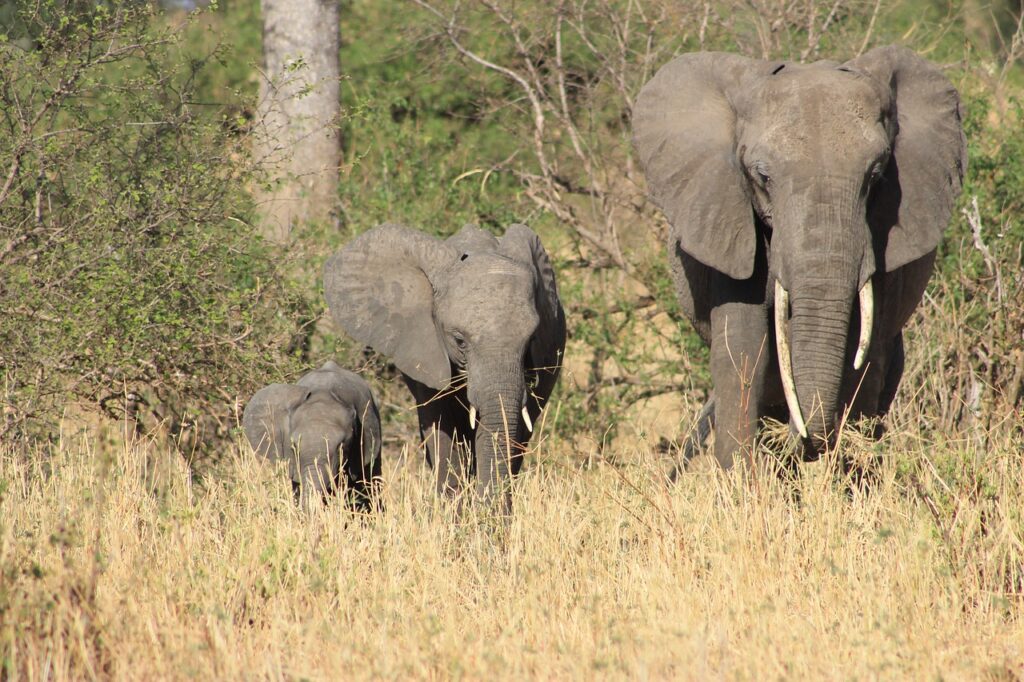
452 332 467 350
749 162 770 188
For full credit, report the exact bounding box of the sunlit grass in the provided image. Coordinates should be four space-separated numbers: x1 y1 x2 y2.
2 414 1021 680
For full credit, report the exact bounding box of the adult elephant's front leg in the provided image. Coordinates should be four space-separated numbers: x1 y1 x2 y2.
710 302 771 468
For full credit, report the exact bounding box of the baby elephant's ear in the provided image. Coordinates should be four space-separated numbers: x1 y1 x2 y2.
242 384 311 461
498 224 567 373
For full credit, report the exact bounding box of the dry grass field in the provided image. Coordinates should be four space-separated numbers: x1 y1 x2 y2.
2 406 1021 680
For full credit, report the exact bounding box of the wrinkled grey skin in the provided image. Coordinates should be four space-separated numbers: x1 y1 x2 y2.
324 223 566 511
242 361 382 510
633 45 966 468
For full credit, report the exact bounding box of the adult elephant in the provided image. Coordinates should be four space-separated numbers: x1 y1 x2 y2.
632 45 966 468
324 223 565 510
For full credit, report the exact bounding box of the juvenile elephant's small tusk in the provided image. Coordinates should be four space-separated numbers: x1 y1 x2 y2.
854 279 874 371
774 280 808 439
469 405 477 430
521 406 533 434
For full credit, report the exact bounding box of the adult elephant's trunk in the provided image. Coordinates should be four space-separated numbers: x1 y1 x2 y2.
773 180 873 448
781 289 854 445
469 354 526 513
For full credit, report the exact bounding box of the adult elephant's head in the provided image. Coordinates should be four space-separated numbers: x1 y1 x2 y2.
634 45 965 446
324 223 564 502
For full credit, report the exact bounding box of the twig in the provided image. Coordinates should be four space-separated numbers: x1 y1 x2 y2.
408 0 553 179
857 0 883 56
962 195 1003 304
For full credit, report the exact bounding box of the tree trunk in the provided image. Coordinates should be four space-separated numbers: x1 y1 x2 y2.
256 0 341 244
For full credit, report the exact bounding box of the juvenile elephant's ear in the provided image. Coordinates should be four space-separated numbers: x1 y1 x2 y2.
845 45 967 271
242 384 311 461
633 52 773 281
352 388 382 503
355 390 382 476
498 224 567 374
324 224 459 389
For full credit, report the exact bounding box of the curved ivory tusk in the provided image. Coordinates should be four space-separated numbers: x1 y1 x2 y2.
774 280 808 439
469 405 477 430
521 406 533 433
853 278 874 370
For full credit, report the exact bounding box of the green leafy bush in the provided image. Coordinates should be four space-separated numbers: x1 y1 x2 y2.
0 1 312 452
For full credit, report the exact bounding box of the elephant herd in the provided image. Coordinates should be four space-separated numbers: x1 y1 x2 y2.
242 45 966 513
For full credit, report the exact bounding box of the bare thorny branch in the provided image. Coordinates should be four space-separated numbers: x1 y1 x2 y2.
740 0 861 60
408 0 661 273
962 195 1004 305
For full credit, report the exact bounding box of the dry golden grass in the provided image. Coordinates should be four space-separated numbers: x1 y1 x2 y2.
2 414 1022 681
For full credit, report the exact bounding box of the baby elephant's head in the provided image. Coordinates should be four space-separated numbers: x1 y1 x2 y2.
243 361 382 511
284 389 356 506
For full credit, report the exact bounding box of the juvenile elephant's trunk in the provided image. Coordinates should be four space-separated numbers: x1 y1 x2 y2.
469 356 526 513
296 466 332 511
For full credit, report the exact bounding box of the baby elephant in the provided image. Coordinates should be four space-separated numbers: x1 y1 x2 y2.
242 361 382 511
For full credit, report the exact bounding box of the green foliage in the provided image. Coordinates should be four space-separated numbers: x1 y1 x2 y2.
958 94 1024 241
0 1 311 448
336 0 530 240
917 84 1024 431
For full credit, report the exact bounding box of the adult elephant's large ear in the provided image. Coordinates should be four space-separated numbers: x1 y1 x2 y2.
633 52 769 281
499 224 567 377
242 384 311 461
846 45 967 271
324 224 459 388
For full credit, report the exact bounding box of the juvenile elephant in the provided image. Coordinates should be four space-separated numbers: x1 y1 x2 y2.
242 360 382 510
632 45 966 467
324 223 566 509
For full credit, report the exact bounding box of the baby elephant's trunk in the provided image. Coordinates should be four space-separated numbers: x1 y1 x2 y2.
293 443 337 512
